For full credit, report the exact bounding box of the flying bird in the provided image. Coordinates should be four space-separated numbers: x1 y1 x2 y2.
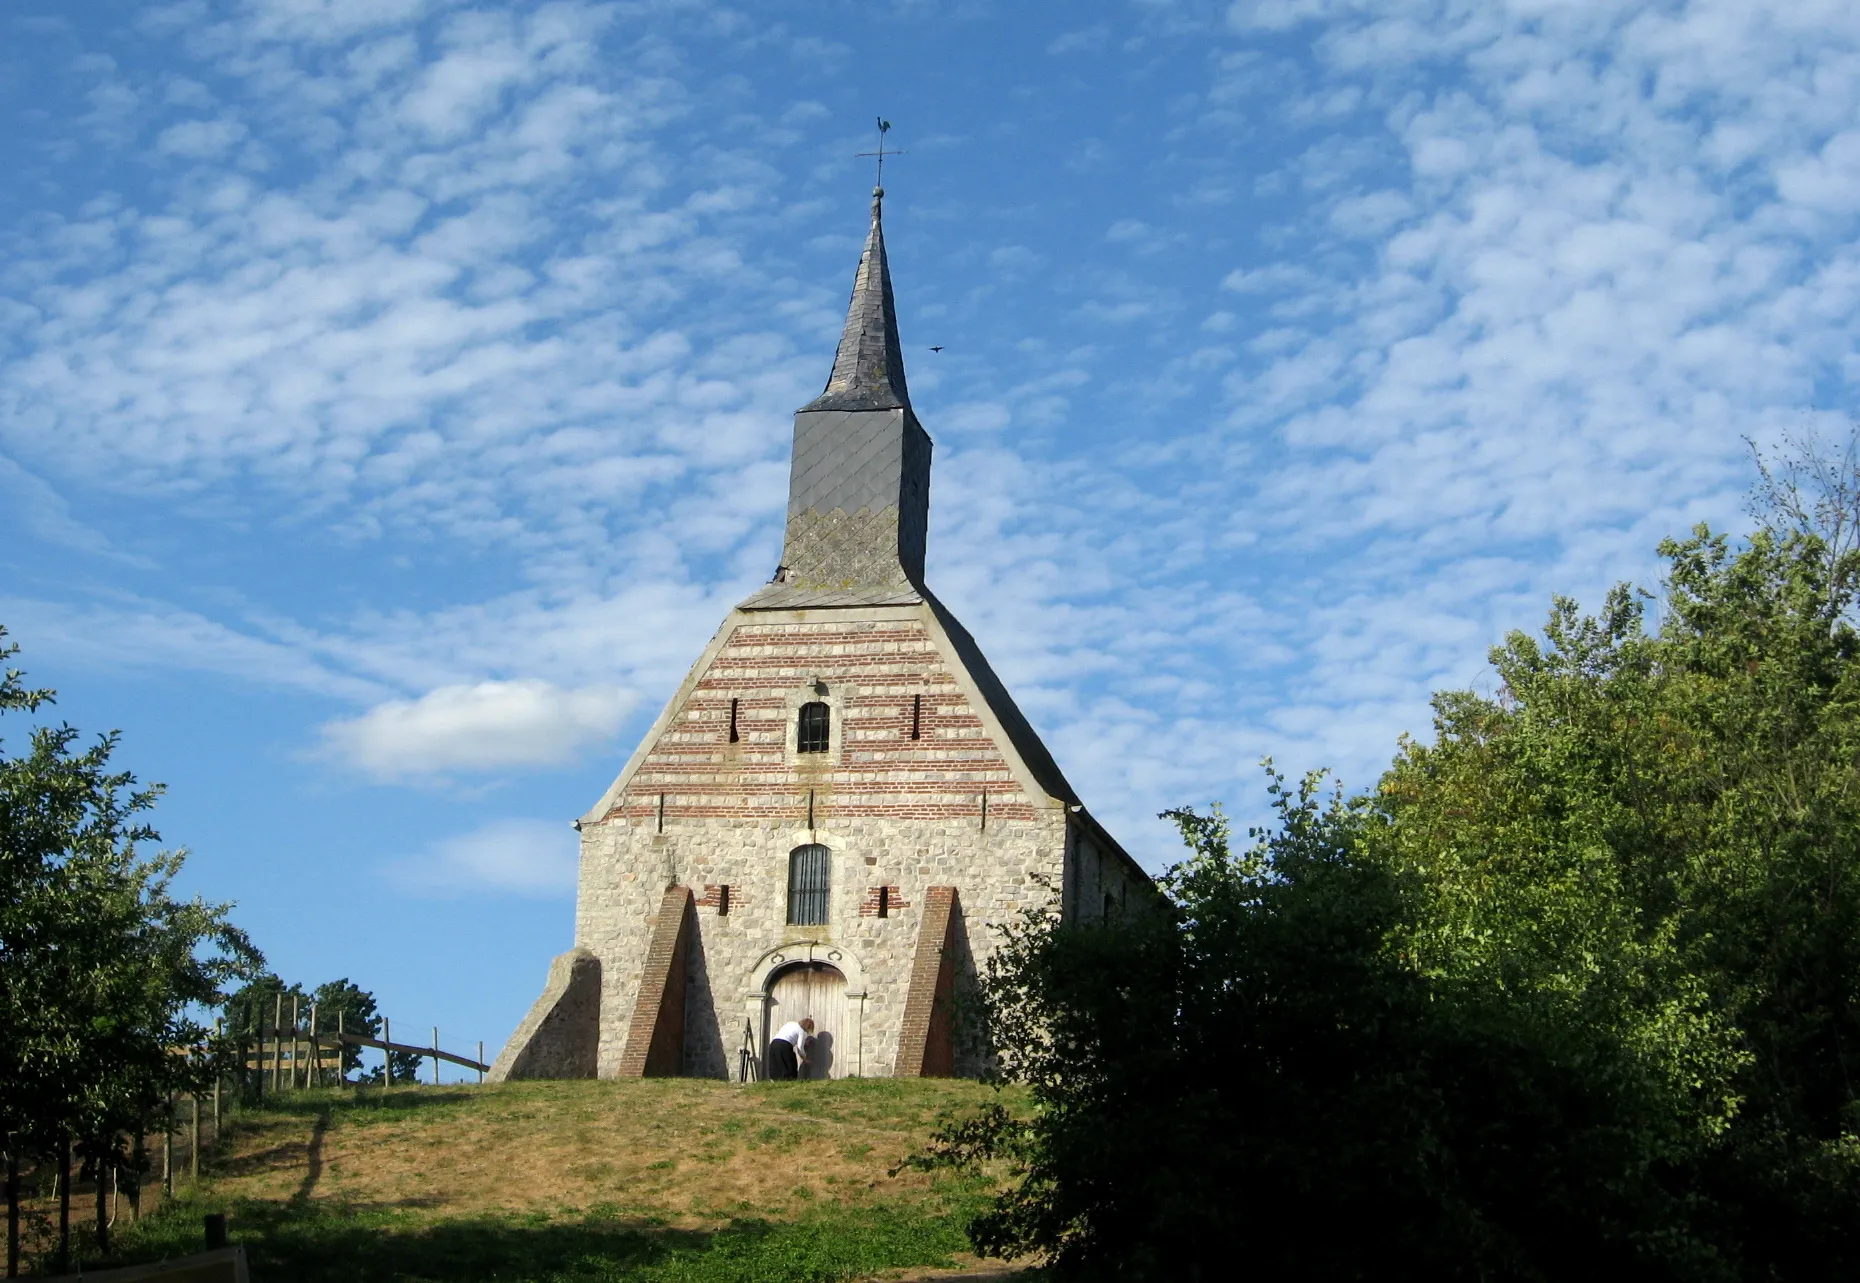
928 345 944 353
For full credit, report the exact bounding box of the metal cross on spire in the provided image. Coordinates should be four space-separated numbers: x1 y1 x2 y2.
856 117 904 193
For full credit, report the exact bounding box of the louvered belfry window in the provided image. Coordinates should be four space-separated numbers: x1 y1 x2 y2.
788 844 831 925
797 701 831 754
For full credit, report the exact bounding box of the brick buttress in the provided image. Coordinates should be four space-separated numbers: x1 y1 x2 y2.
895 886 958 1077
617 885 694 1077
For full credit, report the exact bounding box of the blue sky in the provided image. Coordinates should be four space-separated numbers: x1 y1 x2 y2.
4 0 1858 1069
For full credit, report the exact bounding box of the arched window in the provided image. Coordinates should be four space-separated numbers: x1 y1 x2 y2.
788 844 831 925
797 701 831 754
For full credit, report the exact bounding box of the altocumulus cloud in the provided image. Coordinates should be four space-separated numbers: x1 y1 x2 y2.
320 680 634 779
383 817 578 898
6 0 1860 863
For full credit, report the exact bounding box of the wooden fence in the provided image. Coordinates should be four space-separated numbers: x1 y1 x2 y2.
6 1011 493 1277
232 996 486 1100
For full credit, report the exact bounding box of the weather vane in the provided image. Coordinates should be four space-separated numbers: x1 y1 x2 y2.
856 117 904 191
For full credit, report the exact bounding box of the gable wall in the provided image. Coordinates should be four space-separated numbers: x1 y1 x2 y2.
603 615 1040 826
573 608 1067 1079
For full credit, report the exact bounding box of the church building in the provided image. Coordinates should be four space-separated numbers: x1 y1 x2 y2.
491 186 1150 1082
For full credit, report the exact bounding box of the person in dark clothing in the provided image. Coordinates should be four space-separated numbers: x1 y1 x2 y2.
768 1037 797 1079
767 1017 813 1080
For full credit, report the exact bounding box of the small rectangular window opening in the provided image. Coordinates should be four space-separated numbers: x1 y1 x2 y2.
797 701 830 754
788 845 830 925
718 884 731 917
877 885 890 919
910 693 922 740
728 697 740 744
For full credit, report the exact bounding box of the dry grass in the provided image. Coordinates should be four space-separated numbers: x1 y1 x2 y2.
15 1078 1027 1281
211 1077 1008 1229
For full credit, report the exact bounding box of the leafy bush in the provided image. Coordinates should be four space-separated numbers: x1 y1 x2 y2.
922 489 1860 1279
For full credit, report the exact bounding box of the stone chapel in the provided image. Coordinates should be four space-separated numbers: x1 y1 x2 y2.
490 186 1151 1083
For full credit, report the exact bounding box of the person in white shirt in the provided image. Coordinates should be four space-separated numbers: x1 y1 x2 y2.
768 1017 814 1080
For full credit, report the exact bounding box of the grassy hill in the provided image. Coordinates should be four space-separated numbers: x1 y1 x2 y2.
91 1078 1021 1282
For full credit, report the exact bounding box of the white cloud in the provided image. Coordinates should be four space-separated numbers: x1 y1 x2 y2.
235 0 432 45
318 680 635 778
0 595 389 703
383 817 578 897
944 400 1011 434
0 0 802 575
156 118 248 157
7 0 1860 873
0 456 127 559
1776 130 1860 215
902 0 1860 857
1049 24 1111 56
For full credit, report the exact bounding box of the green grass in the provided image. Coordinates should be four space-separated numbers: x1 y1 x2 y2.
111 1191 981 1283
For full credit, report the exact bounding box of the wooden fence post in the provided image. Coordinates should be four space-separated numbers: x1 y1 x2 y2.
383 1017 391 1086
271 994 283 1096
190 1097 199 1184
163 1099 173 1196
307 1002 317 1089
478 1040 485 1085
432 1028 440 1086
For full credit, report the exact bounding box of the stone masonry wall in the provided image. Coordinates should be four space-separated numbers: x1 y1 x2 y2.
576 811 1063 1078
486 947 600 1081
1067 827 1154 926
571 606 1069 1078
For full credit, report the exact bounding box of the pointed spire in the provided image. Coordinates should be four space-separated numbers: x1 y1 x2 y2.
801 188 911 413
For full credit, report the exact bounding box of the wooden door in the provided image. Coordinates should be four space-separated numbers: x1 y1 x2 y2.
765 963 850 1079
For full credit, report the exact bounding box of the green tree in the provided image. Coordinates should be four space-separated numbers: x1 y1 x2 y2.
927 458 1860 1277
0 628 260 1270
0 630 58 1275
923 767 1740 1280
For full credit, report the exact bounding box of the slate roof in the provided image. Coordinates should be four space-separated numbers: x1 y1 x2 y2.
737 578 923 610
800 190 911 413
922 587 1081 807
726 193 1106 822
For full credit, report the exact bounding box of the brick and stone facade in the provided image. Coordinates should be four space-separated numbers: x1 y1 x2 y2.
490 188 1150 1084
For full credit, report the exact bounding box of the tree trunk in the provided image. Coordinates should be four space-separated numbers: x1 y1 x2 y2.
130 1132 143 1223
94 1145 108 1256
6 1144 20 1279
56 1135 70 1275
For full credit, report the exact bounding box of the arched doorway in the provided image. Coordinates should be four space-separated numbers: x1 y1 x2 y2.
764 961 849 1079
